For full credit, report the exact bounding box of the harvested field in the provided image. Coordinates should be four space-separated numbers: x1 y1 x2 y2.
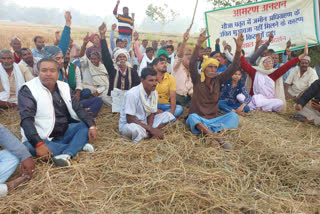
0 22 319 213
0 101 320 213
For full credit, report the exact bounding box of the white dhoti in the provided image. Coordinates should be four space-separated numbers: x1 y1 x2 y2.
249 94 283 112
100 90 112 107
120 112 175 143
297 106 320 125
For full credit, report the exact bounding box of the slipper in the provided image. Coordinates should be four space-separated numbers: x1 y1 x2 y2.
290 114 306 122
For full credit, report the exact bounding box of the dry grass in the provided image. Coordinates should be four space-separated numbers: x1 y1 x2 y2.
0 101 320 213
0 21 195 51
0 22 320 213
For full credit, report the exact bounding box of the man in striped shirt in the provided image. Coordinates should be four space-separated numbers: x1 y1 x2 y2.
113 0 134 51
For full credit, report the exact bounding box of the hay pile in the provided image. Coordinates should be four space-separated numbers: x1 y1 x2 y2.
0 103 319 213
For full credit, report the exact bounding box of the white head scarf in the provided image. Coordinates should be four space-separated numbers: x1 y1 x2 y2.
252 56 276 75
245 56 286 112
113 48 132 69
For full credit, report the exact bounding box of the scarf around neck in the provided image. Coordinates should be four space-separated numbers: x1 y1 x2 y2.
139 83 157 114
0 63 25 103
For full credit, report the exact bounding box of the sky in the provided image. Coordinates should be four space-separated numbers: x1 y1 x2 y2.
7 0 213 28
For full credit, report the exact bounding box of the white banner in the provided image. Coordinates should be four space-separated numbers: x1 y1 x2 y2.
205 0 320 56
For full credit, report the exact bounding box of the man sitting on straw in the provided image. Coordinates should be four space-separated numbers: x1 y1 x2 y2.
153 57 184 117
186 29 244 151
100 23 140 102
284 56 318 102
172 28 193 107
0 124 35 196
119 67 175 143
19 48 40 77
0 49 33 110
295 79 320 125
18 58 98 167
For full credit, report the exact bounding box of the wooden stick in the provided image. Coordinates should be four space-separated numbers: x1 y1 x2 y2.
130 13 135 63
189 0 199 30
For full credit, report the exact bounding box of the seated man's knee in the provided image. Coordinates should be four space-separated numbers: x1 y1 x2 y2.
175 105 184 116
228 112 239 121
186 113 201 125
96 97 103 105
236 94 246 103
273 100 284 111
81 88 92 99
243 105 251 112
78 122 89 131
2 150 19 170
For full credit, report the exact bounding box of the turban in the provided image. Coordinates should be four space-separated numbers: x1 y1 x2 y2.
157 49 169 59
200 55 220 82
42 45 62 58
201 55 219 71
89 33 101 47
89 34 99 43
301 56 311 63
114 48 129 61
42 46 62 58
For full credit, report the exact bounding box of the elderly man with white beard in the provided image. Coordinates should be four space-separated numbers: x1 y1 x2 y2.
99 23 140 97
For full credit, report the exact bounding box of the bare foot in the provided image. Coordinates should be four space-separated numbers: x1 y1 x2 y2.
5 175 30 192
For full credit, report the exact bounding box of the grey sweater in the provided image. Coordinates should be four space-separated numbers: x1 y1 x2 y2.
0 125 31 162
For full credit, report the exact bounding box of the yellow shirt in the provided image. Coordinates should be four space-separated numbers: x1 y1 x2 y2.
156 73 176 104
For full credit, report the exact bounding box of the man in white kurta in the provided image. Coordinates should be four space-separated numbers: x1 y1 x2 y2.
284 57 318 99
80 53 111 106
119 68 175 143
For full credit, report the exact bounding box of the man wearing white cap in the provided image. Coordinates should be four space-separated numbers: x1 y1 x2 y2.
99 23 140 96
284 56 318 102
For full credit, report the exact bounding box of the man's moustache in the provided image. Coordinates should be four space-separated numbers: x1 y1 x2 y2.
117 60 126 65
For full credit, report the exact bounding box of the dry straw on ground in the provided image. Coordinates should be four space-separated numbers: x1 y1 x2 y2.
0 101 319 213
0 22 319 213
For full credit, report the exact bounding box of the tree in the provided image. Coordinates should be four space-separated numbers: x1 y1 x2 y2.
145 4 179 32
207 0 262 9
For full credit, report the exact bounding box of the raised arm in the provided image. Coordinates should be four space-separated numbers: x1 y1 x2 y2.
79 33 89 58
173 28 190 71
282 40 291 63
113 0 120 17
253 33 262 52
218 32 244 83
54 31 60 46
240 56 256 79
133 32 143 63
99 23 116 78
269 57 299 81
247 32 273 65
177 29 190 59
215 38 220 53
110 24 117 51
190 29 209 85
223 41 234 62
58 11 72 57
269 43 308 81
